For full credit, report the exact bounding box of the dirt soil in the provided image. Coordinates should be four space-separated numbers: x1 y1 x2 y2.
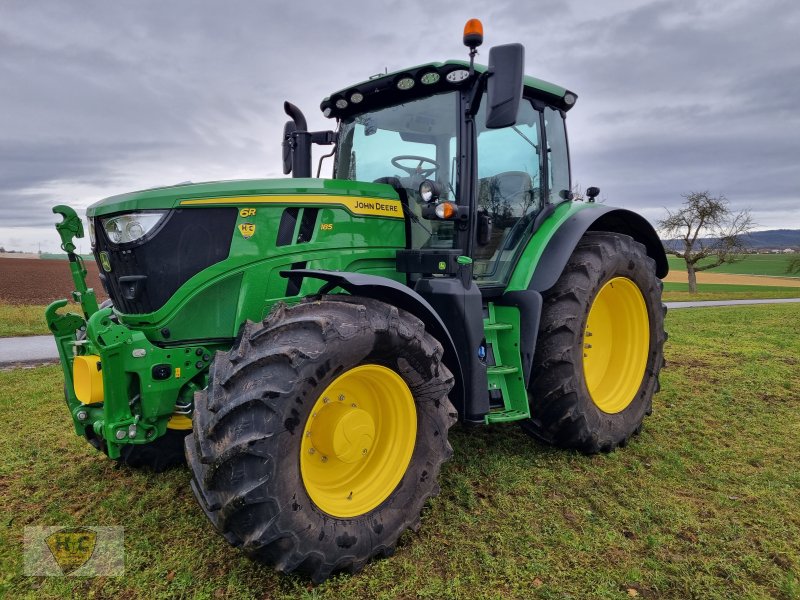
0 257 108 304
664 270 800 287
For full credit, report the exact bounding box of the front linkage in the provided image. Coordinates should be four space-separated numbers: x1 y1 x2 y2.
45 206 210 459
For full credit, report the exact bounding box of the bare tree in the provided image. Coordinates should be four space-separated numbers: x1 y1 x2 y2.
659 191 754 293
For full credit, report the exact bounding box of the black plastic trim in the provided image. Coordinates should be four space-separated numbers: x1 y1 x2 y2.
497 289 543 388
93 207 237 314
279 269 466 419
285 261 307 296
297 208 318 243
276 208 299 247
527 206 669 293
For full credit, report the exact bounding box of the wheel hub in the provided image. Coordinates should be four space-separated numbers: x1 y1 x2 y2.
309 403 375 464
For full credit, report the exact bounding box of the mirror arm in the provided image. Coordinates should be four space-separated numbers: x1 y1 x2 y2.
316 142 337 178
467 71 489 116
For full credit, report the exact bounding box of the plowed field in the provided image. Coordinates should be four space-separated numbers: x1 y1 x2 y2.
0 257 107 304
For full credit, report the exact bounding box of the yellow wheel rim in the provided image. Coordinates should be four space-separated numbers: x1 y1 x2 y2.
583 277 650 414
300 364 417 518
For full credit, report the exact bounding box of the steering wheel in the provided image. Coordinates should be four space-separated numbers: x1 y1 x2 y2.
391 155 440 178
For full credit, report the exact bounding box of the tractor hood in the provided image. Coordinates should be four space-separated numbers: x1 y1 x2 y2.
86 178 399 218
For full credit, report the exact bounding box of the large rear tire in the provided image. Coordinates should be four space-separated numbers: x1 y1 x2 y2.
522 231 666 453
185 296 456 582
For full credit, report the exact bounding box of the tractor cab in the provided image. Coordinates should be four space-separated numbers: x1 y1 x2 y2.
328 79 573 288
287 28 578 295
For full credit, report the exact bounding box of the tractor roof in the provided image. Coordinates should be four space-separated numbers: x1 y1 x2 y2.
321 60 576 120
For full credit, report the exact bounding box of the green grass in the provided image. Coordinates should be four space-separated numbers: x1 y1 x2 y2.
0 304 50 337
667 254 799 278
2 304 799 599
662 282 800 302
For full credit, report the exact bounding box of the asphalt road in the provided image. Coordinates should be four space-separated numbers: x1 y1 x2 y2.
664 297 800 309
0 335 58 368
1 298 798 368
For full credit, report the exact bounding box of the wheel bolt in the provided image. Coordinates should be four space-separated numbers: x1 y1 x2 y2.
321 456 328 463
308 448 315 454
338 394 345 401
362 448 368 455
351 403 357 408
305 431 311 437
323 397 329 404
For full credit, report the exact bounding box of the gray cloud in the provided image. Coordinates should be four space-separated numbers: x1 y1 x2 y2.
0 0 798 252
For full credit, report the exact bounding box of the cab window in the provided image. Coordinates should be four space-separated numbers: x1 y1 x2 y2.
545 107 570 203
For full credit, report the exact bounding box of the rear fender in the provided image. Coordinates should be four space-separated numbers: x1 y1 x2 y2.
509 205 668 387
528 206 668 293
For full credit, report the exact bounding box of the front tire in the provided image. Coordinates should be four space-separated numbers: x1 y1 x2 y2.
522 231 666 453
185 296 456 582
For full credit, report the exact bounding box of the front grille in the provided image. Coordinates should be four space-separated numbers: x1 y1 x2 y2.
93 208 238 314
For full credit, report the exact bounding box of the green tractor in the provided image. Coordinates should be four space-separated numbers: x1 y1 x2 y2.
47 21 667 582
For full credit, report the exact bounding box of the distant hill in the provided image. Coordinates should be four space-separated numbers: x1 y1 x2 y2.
662 229 800 251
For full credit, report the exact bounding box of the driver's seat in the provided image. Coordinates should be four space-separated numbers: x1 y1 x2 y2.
474 171 536 264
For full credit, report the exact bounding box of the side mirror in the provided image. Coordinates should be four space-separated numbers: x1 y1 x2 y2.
282 121 296 175
477 210 493 246
486 43 525 129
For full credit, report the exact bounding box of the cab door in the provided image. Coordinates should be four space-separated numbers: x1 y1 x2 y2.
472 98 544 286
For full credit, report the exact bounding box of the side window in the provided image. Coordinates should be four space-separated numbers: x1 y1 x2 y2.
473 99 543 284
544 107 570 203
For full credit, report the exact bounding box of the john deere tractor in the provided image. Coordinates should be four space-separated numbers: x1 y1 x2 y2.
47 21 667 582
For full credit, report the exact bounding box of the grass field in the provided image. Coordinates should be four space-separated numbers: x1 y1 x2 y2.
0 304 51 337
667 254 798 278
1 304 799 599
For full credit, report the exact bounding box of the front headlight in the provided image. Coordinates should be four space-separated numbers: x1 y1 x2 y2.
101 211 167 244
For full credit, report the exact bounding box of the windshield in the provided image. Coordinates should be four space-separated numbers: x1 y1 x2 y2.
335 92 459 248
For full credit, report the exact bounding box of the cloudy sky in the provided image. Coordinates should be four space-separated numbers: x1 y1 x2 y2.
1 0 798 253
